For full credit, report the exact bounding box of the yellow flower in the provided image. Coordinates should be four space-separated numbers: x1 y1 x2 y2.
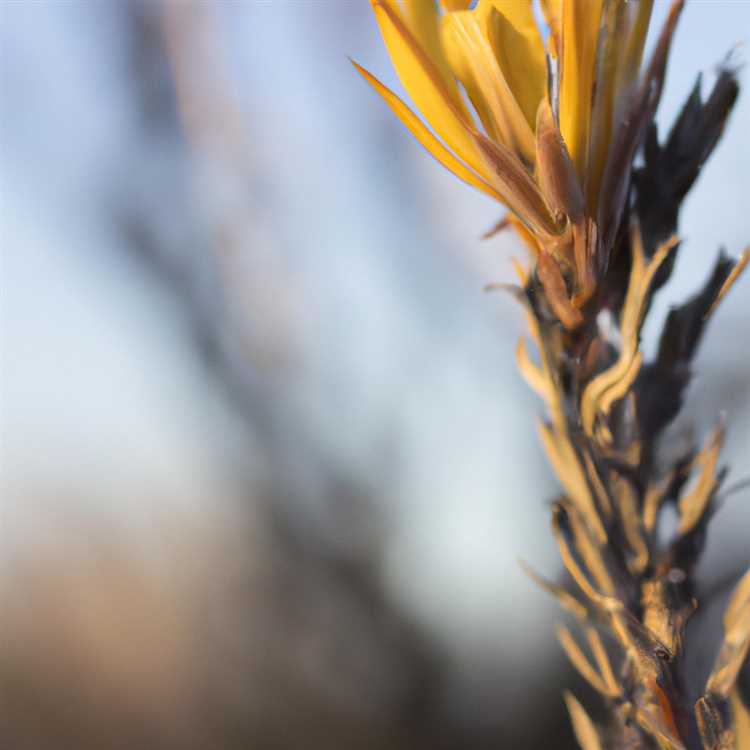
355 0 684 323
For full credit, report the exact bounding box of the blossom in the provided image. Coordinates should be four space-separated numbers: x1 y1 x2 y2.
354 0 683 326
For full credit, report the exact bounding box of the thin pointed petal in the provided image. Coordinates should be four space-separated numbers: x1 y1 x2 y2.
559 0 604 180
371 1 491 180
352 60 502 201
441 9 536 162
484 2 547 132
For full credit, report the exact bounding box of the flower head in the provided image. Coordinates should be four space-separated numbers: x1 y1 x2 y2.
355 0 684 326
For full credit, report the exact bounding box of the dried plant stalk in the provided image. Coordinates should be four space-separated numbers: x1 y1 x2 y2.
359 1 749 747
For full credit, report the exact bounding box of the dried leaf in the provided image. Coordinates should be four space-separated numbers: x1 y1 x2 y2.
518 558 589 621
581 229 678 435
557 624 619 697
564 691 603 750
677 423 724 536
536 251 583 329
705 569 750 699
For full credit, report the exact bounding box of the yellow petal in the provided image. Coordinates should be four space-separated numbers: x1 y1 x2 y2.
371 1 491 181
399 0 456 96
483 2 547 133
559 0 603 181
439 0 471 10
352 60 502 202
440 10 504 144
441 9 536 162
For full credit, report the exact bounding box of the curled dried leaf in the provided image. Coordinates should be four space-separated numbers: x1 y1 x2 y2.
537 250 583 329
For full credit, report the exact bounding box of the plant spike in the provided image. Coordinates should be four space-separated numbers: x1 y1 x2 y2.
359 1 749 747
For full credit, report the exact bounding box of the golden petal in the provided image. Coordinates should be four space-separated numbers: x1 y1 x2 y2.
558 0 604 181
483 2 547 133
400 0 454 93
440 10 505 144
438 0 471 10
441 9 536 162
371 1 491 180
352 60 503 202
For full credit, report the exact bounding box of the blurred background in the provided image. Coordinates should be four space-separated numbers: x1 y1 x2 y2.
1 2 748 748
